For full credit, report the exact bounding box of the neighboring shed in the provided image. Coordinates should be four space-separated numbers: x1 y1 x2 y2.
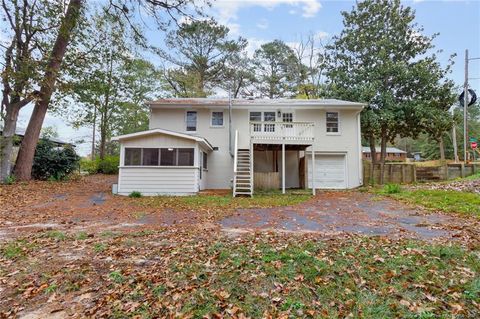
362 146 407 162
112 128 213 196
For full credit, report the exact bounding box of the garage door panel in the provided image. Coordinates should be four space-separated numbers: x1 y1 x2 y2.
308 154 346 189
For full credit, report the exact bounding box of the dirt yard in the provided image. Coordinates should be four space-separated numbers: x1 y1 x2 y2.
1 175 479 318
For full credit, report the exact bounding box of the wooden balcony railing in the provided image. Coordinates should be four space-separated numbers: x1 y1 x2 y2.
249 121 314 141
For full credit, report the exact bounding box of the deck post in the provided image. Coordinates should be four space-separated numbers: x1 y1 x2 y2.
311 147 316 196
282 142 286 194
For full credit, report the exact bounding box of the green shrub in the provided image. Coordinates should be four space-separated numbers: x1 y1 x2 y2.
80 156 119 175
80 158 98 174
4 175 16 185
129 191 142 198
32 140 80 181
382 183 402 194
97 155 119 174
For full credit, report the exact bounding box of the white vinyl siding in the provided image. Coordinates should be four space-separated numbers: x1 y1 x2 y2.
118 167 198 195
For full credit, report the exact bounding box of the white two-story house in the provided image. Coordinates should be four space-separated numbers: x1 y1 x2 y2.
112 98 365 196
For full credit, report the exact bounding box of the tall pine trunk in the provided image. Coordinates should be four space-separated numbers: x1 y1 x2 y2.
14 0 83 180
379 128 387 185
439 135 445 162
368 134 377 185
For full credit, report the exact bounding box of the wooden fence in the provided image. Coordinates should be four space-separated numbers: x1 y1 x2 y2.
363 161 479 185
254 172 280 190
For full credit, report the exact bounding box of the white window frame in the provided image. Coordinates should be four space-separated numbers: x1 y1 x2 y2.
210 111 224 128
185 110 197 132
248 110 277 133
326 111 341 135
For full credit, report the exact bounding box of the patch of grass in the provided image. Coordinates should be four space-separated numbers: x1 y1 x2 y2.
1 240 31 259
139 191 312 212
93 243 107 253
129 191 142 198
381 183 402 194
45 284 57 294
100 230 119 238
108 271 125 284
390 189 480 216
76 231 88 240
45 230 66 241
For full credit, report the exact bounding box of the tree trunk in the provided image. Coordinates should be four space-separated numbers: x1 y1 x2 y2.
379 129 387 185
368 134 376 185
439 135 446 162
0 106 20 181
14 0 83 181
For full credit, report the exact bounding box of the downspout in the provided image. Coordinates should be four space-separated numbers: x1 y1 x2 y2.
228 86 234 156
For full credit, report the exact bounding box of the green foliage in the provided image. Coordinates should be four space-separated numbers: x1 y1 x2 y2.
162 19 247 97
97 156 119 174
326 0 455 164
253 40 299 98
80 158 98 174
389 189 480 217
382 183 402 194
109 271 125 283
80 156 119 175
32 140 80 181
4 175 16 185
129 191 142 198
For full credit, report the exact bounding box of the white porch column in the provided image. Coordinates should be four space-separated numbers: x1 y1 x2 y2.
311 147 316 196
282 142 286 194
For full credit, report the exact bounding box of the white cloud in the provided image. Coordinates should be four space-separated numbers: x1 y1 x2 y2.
315 30 329 40
245 38 268 57
210 0 322 35
256 19 269 29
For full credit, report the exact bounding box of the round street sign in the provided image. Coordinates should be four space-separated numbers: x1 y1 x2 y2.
471 142 478 149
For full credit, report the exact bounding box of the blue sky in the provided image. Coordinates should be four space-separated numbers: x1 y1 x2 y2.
16 0 480 156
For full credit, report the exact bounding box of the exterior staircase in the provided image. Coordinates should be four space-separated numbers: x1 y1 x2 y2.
233 148 253 197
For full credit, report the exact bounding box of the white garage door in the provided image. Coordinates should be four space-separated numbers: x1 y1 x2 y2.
308 154 346 189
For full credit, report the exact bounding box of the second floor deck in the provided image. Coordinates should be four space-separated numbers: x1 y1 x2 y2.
249 121 314 145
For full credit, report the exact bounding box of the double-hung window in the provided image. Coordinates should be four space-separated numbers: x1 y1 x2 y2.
326 112 339 134
186 111 197 132
211 111 224 127
250 112 262 132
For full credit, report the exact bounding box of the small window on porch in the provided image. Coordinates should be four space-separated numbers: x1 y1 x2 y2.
326 112 339 133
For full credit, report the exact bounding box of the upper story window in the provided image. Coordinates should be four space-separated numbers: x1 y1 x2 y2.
326 112 339 134
211 111 224 127
186 111 197 131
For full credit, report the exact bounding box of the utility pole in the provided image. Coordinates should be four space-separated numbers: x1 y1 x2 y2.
464 49 468 164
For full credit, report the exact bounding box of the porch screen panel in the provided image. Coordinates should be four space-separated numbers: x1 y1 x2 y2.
178 148 194 166
160 148 177 166
125 148 141 166
142 148 159 166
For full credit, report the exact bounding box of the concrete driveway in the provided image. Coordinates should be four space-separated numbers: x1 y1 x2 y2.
220 191 477 240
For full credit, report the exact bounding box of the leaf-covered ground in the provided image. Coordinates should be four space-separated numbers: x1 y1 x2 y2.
1 230 479 318
1 175 480 318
